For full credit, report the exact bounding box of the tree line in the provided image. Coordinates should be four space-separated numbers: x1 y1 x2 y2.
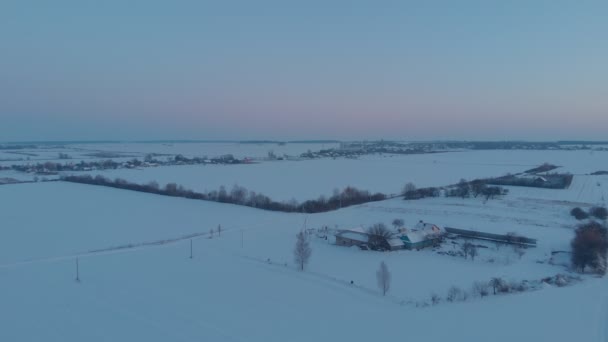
402 179 507 201
61 174 386 214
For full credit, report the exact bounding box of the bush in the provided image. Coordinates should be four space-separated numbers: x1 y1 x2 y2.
430 293 441 305
571 207 589 220
446 286 465 302
472 281 489 297
590 207 608 220
571 221 608 274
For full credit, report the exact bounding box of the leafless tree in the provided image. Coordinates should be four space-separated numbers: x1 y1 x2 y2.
147 181 160 191
590 207 608 220
402 182 416 195
446 286 463 302
367 223 393 250
514 245 525 259
230 185 247 204
376 261 391 296
392 218 404 230
294 231 312 271
217 224 222 237
457 179 470 198
571 221 608 273
472 281 489 297
469 244 478 261
461 242 473 259
489 277 504 295
430 293 441 305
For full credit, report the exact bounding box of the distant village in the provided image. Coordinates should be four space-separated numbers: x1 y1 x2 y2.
0 153 250 176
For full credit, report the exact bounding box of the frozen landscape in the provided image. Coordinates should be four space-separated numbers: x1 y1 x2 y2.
0 142 607 341
3 2 608 340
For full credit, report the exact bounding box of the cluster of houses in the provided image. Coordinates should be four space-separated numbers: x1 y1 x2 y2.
335 221 445 251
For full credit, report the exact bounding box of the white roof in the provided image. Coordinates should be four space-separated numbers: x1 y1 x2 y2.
337 231 368 243
346 226 366 233
414 221 444 233
388 238 404 247
402 230 428 244
401 222 445 244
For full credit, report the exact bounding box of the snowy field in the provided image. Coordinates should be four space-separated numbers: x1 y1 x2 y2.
69 141 340 159
0 142 338 167
0 178 606 341
58 148 608 202
1 147 607 341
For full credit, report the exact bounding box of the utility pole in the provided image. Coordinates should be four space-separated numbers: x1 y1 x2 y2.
190 239 193 259
75 258 80 282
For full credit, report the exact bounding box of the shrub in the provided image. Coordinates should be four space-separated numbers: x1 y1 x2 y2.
590 207 608 220
571 221 608 274
430 293 441 305
571 207 589 220
446 286 464 302
472 281 489 298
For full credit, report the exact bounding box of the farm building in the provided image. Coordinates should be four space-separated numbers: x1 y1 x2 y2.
387 238 405 251
397 221 445 250
335 228 369 247
335 222 445 251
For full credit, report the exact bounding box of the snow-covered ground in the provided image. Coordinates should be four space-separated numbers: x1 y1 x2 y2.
64 153 529 201
1 146 607 341
69 141 340 159
56 148 608 202
0 178 606 341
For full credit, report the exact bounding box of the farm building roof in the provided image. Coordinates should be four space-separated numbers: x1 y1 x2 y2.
336 231 369 243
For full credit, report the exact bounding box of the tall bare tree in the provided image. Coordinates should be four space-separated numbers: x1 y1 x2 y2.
489 277 504 295
392 218 404 230
376 261 391 296
402 182 416 195
294 231 312 271
367 223 393 251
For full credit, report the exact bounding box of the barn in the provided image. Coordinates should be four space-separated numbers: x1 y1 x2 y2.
335 228 369 247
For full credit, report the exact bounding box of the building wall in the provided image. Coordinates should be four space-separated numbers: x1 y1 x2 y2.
336 236 365 247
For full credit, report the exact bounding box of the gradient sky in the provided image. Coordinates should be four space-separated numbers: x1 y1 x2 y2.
1 0 607 141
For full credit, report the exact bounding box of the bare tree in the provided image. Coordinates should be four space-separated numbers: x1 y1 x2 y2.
571 221 608 273
590 207 608 220
217 224 222 237
402 182 416 195
472 281 489 297
294 231 312 271
430 293 441 305
376 261 391 296
489 277 504 295
469 244 478 261
367 223 393 251
446 286 463 302
392 218 404 230
457 179 470 198
461 242 472 259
